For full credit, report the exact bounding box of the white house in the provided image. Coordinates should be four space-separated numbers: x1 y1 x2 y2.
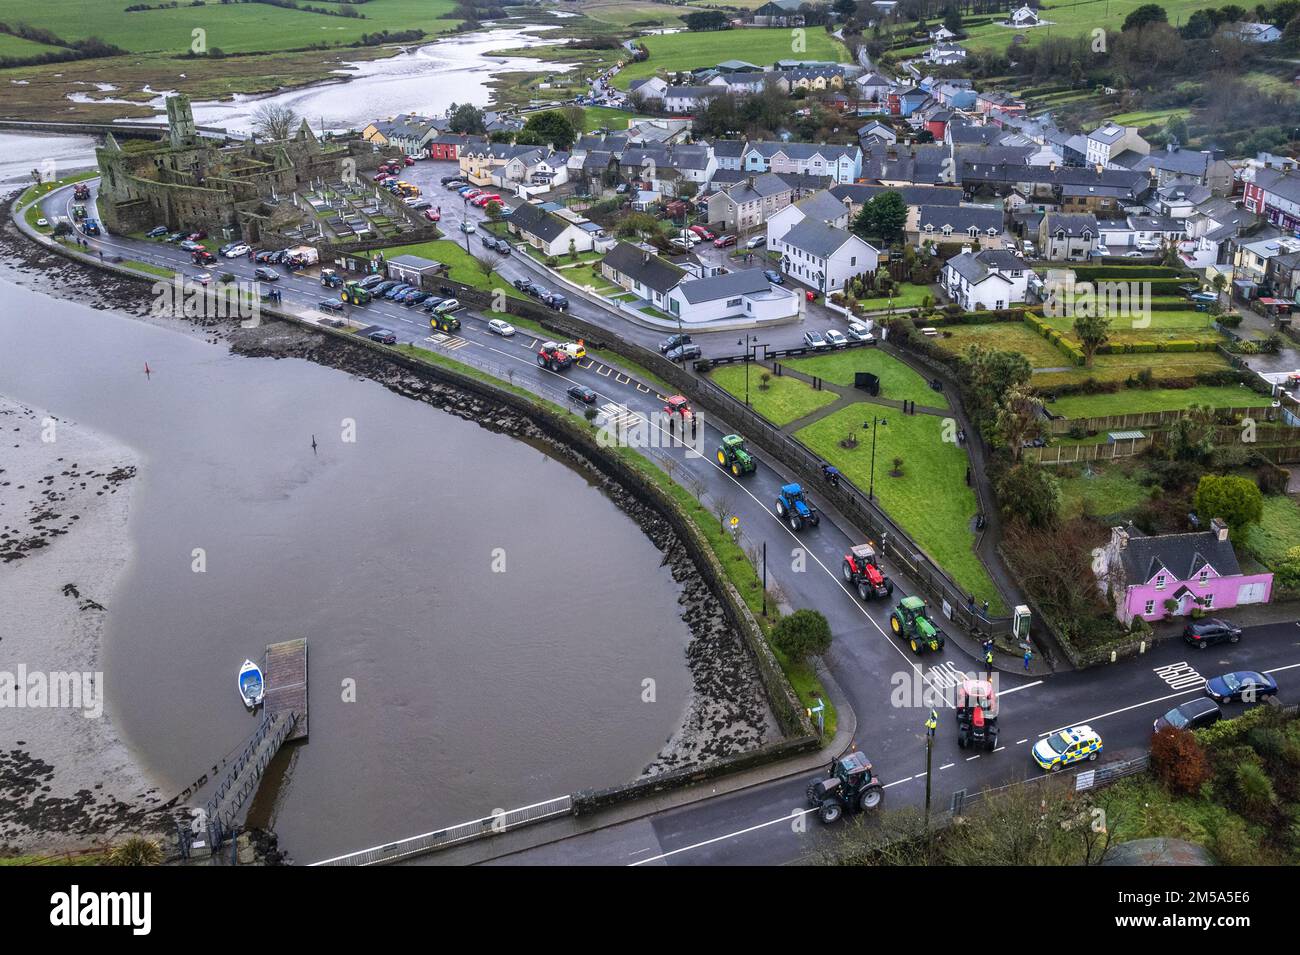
706 173 795 231
941 248 1030 310
1223 22 1282 43
1009 6 1040 26
766 189 853 254
1085 122 1149 169
507 201 594 257
664 269 800 325
662 86 720 114
628 77 668 102
777 219 879 293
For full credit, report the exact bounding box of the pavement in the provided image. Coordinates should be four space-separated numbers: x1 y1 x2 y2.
24 177 1300 866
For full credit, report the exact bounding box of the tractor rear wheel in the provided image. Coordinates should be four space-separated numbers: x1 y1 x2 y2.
842 561 853 582
819 801 842 824
776 500 786 517
536 354 546 367
717 449 726 466
859 787 882 811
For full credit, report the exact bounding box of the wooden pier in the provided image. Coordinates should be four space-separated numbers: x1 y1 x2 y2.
264 638 308 741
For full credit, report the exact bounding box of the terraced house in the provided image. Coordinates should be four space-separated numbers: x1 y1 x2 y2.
911 203 1006 249
706 173 795 232
741 141 862 184
1243 166 1300 233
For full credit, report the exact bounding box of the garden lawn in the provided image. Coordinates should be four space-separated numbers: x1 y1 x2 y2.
797 404 1005 612
1038 308 1220 346
1243 495 1300 571
1047 385 1271 419
710 365 838 426
782 348 948 410
1056 462 1151 520
613 28 848 90
1032 352 1233 389
554 263 621 294
934 322 1069 369
855 282 932 311
377 239 527 301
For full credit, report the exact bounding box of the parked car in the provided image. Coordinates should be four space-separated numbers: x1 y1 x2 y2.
318 299 346 314
746 235 766 249
1205 671 1278 704
1154 698 1222 734
420 297 445 312
367 329 398 345
763 269 783 285
147 225 168 238
194 272 211 286
666 343 702 362
527 284 550 300
824 329 848 348
803 330 829 350
400 289 427 305
487 318 516 337
513 278 537 294
689 225 715 241
188 231 207 241
481 235 499 251
459 221 476 234
371 281 400 296
496 241 511 256
385 285 414 300
165 231 186 243
846 321 874 342
179 239 202 252
223 243 250 258
543 292 569 311
567 385 597 404
423 209 441 222
713 234 737 249
253 267 279 282
660 333 692 354
358 275 387 290
440 175 464 185
433 298 460 314
1183 618 1243 650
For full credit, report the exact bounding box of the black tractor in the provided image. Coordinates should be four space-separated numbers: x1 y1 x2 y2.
806 751 883 823
955 679 999 751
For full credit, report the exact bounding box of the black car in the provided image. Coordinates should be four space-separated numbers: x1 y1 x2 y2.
367 329 398 344
567 385 597 404
254 267 279 282
544 292 569 311
371 281 400 295
1183 618 1243 650
660 333 692 354
666 343 702 362
318 300 346 314
528 284 550 300
1206 670 1278 704
146 225 168 238
1154 698 1222 734
481 235 499 251
496 242 511 256
513 278 536 294
421 297 445 312
440 175 463 185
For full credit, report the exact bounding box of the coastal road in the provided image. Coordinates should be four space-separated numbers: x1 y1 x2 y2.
38 181 1300 865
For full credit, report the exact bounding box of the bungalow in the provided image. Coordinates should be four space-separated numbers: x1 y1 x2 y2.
777 218 879 293
912 203 1007 249
1039 212 1100 261
507 201 594 257
941 248 1030 310
664 269 800 324
766 189 853 254
601 241 687 311
929 25 957 42
1099 521 1273 626
1009 5 1040 26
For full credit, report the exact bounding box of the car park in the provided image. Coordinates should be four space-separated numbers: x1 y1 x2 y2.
824 329 848 348
1154 698 1222 734
669 238 694 252
713 234 736 248
147 225 168 238
400 289 427 305
846 321 873 342
1205 671 1278 704
367 329 398 344
666 342 702 362
487 318 515 337
763 269 783 285
253 267 279 282
567 385 597 404
1183 618 1243 650
803 330 829 350
1032 725 1102 772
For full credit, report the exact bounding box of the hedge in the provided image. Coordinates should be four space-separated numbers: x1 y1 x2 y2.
912 307 1027 327
1066 265 1189 281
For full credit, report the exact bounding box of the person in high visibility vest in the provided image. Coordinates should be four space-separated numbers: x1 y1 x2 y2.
984 649 994 671
925 709 937 737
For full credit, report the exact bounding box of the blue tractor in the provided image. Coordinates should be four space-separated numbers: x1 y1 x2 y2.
775 483 819 532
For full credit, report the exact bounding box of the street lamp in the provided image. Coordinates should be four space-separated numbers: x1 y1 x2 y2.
864 415 888 500
738 333 762 406
461 194 470 255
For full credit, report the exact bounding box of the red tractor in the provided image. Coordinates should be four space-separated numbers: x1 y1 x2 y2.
191 248 216 266
73 183 91 201
841 543 893 601
536 341 575 372
664 395 694 421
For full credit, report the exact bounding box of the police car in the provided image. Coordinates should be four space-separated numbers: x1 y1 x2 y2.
1032 725 1102 772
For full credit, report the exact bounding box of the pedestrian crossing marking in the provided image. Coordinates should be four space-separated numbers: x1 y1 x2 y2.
598 402 639 430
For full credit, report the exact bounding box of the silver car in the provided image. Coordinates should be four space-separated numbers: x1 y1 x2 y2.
487 318 515 337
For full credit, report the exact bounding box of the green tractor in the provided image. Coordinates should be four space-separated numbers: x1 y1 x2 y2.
716 434 757 477
889 595 946 655
340 280 372 306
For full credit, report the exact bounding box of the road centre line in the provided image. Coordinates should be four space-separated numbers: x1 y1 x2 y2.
628 808 815 866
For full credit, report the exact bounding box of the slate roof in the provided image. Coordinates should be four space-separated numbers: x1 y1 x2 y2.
944 251 1008 286
1089 123 1129 145
720 172 791 204
794 189 852 223
1122 147 1211 178
1118 527 1242 584
745 140 860 163
708 139 747 159
602 242 685 294
1044 212 1100 236
831 183 963 207
917 204 1004 234
674 269 773 304
508 201 573 243
780 218 858 258
1253 167 1300 205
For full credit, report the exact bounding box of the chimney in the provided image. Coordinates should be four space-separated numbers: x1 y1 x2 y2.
747 175 755 190
1210 517 1229 542
1112 525 1129 551
643 251 650 264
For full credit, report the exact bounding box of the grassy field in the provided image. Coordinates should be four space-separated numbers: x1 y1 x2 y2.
1033 351 1234 389
0 34 68 58
797 404 1004 611
1056 461 1151 520
1109 107 1193 127
1038 308 1222 347
782 348 949 410
934 322 1069 370
377 238 527 301
710 364 838 426
1243 495 1300 572
1047 385 1270 419
855 282 933 311
613 28 849 90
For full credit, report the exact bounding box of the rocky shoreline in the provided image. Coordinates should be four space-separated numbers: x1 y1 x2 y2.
1 193 775 857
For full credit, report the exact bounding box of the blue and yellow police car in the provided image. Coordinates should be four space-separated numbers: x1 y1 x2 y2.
1032 725 1102 772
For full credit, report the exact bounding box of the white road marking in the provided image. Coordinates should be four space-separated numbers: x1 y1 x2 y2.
1015 739 1028 745
965 755 980 761
939 762 954 770
1040 687 1206 738
883 777 912 787
999 680 1042 696
628 809 815 866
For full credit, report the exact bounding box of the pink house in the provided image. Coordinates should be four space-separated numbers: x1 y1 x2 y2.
1100 520 1273 626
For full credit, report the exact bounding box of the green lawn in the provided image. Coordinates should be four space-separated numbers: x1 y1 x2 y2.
797 405 1004 612
936 321 1072 369
613 28 849 90
1038 308 1221 346
1057 462 1151 520
854 282 933 311
555 263 621 295
1047 385 1271 419
580 106 651 132
1243 495 1300 572
124 260 177 279
377 238 527 301
782 348 948 410
710 365 838 426
1033 352 1234 389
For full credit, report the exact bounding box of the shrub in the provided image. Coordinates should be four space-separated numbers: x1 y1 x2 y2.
771 608 833 662
108 836 163 866
1234 760 1278 821
1150 727 1212 796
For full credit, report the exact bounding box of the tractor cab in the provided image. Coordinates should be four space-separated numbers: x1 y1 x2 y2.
807 750 882 823
955 679 999 751
664 395 693 420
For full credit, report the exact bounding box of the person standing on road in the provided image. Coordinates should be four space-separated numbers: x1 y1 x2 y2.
984 647 993 675
1023 648 1033 670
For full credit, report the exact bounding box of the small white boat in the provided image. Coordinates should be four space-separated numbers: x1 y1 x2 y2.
238 659 265 708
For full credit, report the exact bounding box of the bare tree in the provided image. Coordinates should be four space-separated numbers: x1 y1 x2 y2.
713 493 734 532
252 103 300 141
